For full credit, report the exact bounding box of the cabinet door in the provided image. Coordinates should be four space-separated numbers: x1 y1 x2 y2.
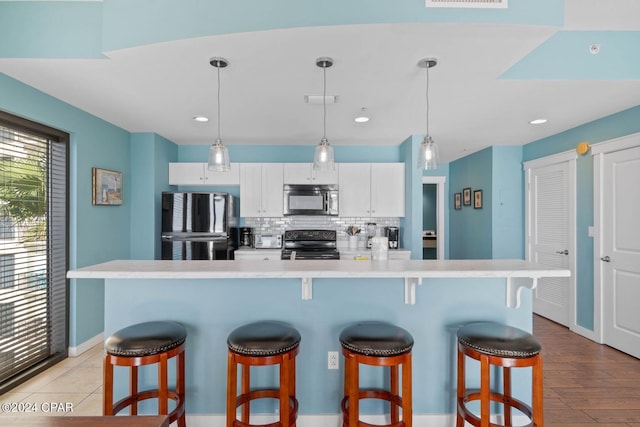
260 163 284 217
339 163 371 217
283 163 338 184
203 162 240 185
239 164 263 217
283 163 313 184
371 163 405 217
312 164 338 184
168 162 205 185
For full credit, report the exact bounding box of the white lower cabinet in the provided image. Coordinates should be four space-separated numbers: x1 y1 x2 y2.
239 163 283 217
339 163 405 217
234 249 282 261
168 162 240 185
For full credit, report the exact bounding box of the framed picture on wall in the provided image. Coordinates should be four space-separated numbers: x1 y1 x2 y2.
454 192 462 210
474 189 483 209
463 188 471 206
92 167 123 205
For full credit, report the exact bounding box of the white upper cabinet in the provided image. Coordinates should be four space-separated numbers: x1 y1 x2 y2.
370 163 405 217
339 163 405 217
240 163 284 217
283 163 338 185
168 162 240 186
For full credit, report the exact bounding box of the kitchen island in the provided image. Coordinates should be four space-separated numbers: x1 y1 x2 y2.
68 259 569 425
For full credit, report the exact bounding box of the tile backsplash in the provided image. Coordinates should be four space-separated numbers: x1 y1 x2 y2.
244 216 400 247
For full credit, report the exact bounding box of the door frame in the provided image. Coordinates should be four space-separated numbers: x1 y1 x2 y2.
592 131 640 344
524 150 577 330
422 176 446 260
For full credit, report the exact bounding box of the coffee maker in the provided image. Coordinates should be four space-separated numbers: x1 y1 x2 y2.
240 227 253 247
386 226 399 249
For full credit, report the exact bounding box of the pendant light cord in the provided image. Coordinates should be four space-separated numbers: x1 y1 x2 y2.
323 64 327 141
425 64 430 137
216 63 221 142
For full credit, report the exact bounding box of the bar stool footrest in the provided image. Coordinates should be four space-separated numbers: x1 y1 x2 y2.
457 391 535 427
341 388 407 427
232 390 298 427
112 388 185 424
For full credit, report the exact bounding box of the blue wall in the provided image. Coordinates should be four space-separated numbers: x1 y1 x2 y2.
448 146 523 261
0 73 131 347
523 105 640 330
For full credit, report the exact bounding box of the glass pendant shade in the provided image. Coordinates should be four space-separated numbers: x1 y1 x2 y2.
313 137 335 171
417 135 439 170
208 139 230 171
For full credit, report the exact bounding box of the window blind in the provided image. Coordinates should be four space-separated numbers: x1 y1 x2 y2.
0 111 68 393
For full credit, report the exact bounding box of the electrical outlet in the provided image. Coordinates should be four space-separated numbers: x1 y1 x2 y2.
328 351 339 370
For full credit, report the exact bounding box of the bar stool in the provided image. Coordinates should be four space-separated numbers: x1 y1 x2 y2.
103 321 187 427
339 321 414 427
226 320 301 427
456 322 543 427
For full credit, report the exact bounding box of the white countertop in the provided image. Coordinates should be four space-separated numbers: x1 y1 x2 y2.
67 259 569 307
67 259 569 280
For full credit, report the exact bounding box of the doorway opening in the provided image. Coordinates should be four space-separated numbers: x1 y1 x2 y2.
422 176 445 260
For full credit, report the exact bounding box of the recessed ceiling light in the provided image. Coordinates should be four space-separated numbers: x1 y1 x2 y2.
354 107 370 123
529 118 547 125
193 116 209 122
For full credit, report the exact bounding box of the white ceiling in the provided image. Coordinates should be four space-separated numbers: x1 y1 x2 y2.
1 19 640 163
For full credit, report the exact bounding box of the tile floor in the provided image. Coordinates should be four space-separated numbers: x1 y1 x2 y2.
0 344 103 422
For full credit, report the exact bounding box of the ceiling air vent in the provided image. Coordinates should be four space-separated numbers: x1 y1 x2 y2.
426 0 507 8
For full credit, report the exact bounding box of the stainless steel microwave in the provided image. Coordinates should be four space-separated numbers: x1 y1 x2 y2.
283 184 338 216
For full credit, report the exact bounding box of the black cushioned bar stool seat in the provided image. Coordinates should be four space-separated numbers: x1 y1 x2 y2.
103 321 187 427
339 321 414 427
226 321 301 427
456 322 543 427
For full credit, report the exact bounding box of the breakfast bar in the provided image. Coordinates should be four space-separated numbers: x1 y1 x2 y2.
67 259 569 424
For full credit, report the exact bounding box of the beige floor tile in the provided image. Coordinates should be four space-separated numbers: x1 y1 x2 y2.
37 367 102 394
7 365 72 394
0 392 87 418
67 392 103 416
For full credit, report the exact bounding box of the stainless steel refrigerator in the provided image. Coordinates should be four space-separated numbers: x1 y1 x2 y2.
161 192 237 260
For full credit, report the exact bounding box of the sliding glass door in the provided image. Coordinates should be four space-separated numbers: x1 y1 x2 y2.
0 111 68 393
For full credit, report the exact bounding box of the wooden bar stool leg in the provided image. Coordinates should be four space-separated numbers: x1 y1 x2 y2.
103 355 114 416
533 355 544 427
177 349 186 427
347 354 359 427
226 352 237 427
280 353 291 427
241 363 251 423
402 355 412 427
503 366 512 427
390 365 399 424
130 365 138 415
158 352 169 415
480 354 490 427
456 348 465 427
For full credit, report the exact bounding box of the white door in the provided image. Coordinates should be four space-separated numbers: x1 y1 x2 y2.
601 146 640 358
371 163 405 217
339 163 371 217
525 155 576 326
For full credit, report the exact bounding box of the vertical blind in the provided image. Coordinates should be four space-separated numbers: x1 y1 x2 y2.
0 111 68 392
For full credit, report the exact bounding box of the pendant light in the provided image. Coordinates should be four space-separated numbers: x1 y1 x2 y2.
417 58 439 170
313 57 336 171
207 57 231 172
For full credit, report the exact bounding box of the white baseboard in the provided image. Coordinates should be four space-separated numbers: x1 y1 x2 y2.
182 413 525 427
571 323 601 343
68 332 104 357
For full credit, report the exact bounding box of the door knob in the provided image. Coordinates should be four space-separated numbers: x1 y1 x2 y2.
556 250 569 255
600 256 611 262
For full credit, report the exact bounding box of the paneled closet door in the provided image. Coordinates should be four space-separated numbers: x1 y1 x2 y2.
525 155 576 327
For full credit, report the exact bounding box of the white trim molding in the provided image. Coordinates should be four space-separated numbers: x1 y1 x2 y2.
68 332 103 357
422 176 446 260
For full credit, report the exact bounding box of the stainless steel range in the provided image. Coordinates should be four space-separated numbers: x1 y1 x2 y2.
281 229 340 260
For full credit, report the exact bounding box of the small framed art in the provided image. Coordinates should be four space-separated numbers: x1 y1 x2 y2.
454 192 462 210
474 189 483 209
463 188 471 206
92 167 123 205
